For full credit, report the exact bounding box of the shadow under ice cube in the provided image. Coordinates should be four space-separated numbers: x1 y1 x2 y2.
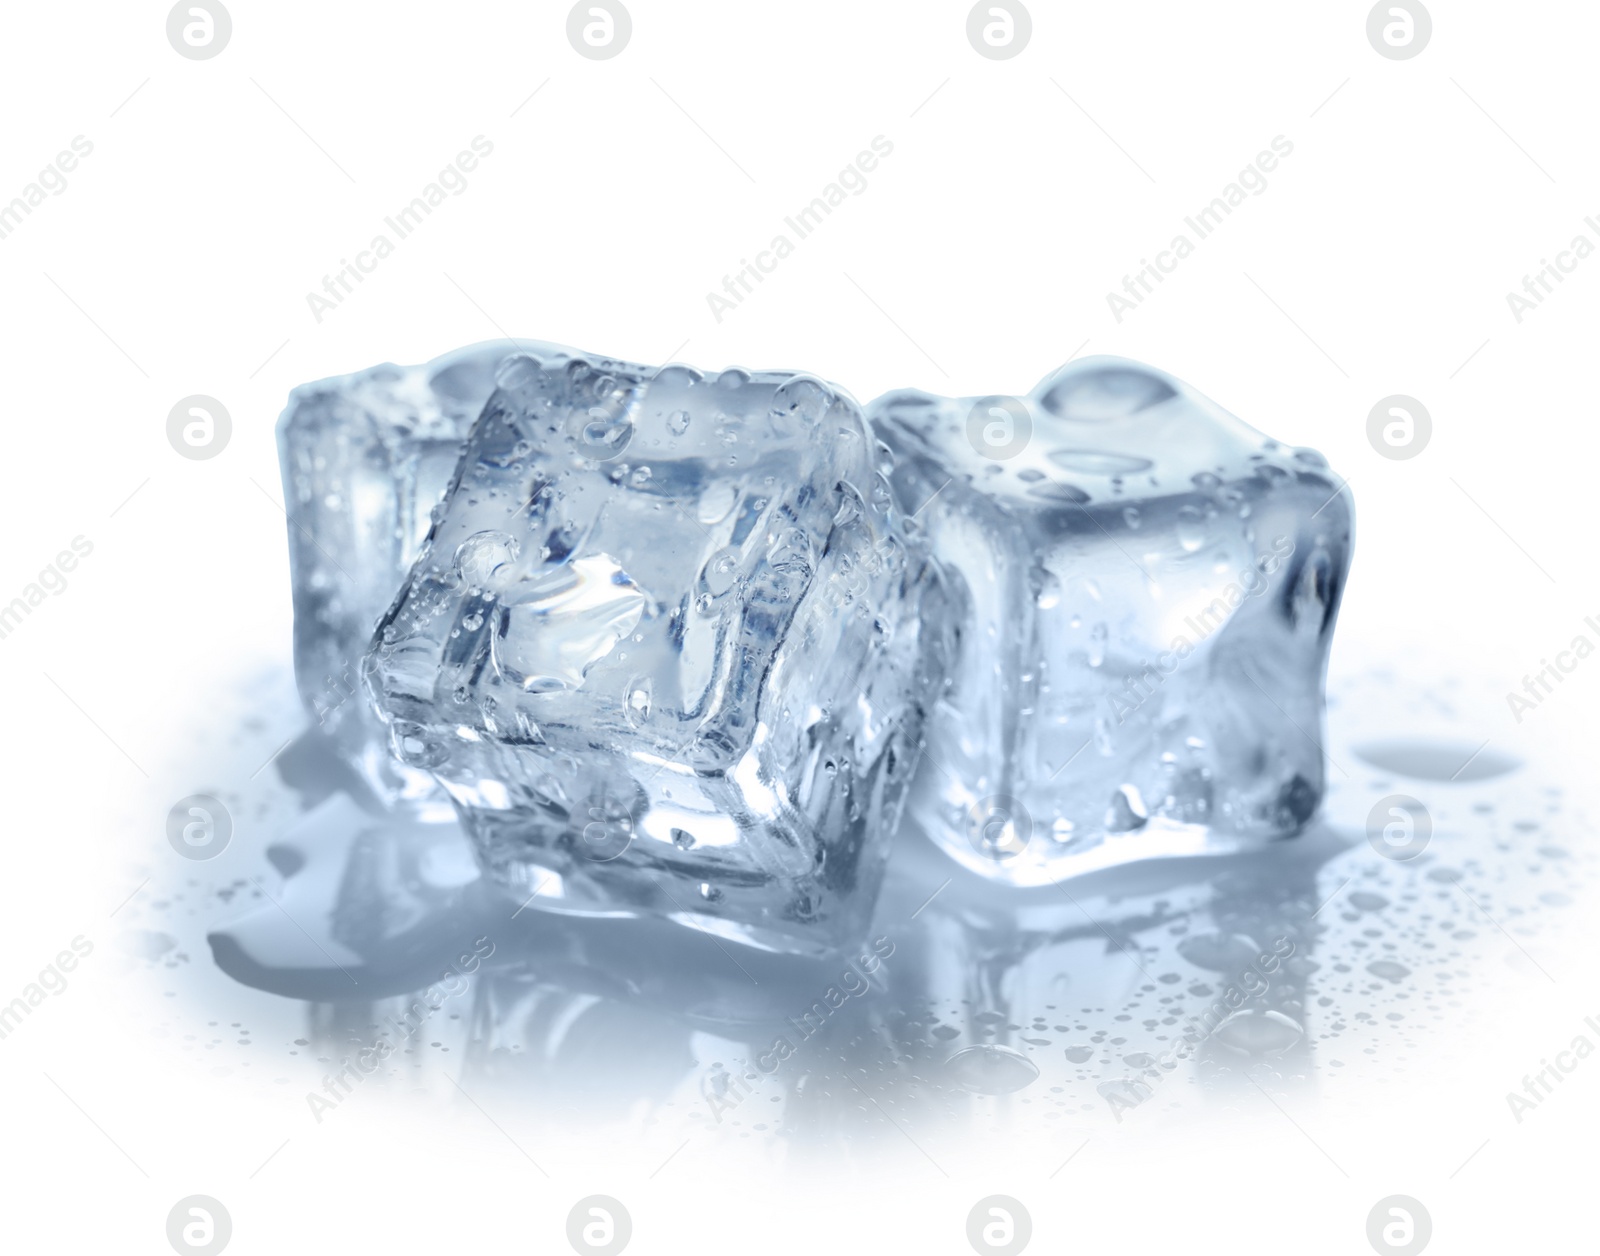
870 356 1353 885
364 345 948 954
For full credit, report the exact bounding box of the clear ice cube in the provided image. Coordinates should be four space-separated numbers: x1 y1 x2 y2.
870 356 1353 885
277 341 531 811
363 344 949 954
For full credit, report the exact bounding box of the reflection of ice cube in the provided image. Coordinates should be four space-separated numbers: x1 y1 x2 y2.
871 355 1354 885
364 343 950 955
277 341 533 811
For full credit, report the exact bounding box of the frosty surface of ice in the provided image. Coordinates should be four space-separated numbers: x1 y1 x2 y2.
870 356 1353 885
364 345 949 954
278 341 532 811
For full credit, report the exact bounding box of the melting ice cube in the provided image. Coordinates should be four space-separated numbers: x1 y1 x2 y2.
364 344 950 954
870 355 1353 885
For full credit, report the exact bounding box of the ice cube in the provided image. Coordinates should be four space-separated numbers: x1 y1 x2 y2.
363 344 949 954
277 341 533 811
870 356 1353 885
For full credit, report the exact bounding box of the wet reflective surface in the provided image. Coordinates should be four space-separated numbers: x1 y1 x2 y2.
125 663 1593 1166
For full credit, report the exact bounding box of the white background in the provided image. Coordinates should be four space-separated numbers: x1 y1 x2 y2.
1 2 1597 1253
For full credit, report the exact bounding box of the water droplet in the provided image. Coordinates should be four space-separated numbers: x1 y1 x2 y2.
769 375 832 426
1367 960 1411 983
1026 481 1091 505
580 408 633 454
671 828 695 850
945 1044 1040 1094
1177 932 1261 972
454 531 519 589
624 677 652 727
1213 1009 1304 1056
653 363 702 388
1048 449 1155 476
1064 1045 1094 1064
699 547 742 598
1038 366 1175 420
1176 505 1207 552
667 409 692 436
